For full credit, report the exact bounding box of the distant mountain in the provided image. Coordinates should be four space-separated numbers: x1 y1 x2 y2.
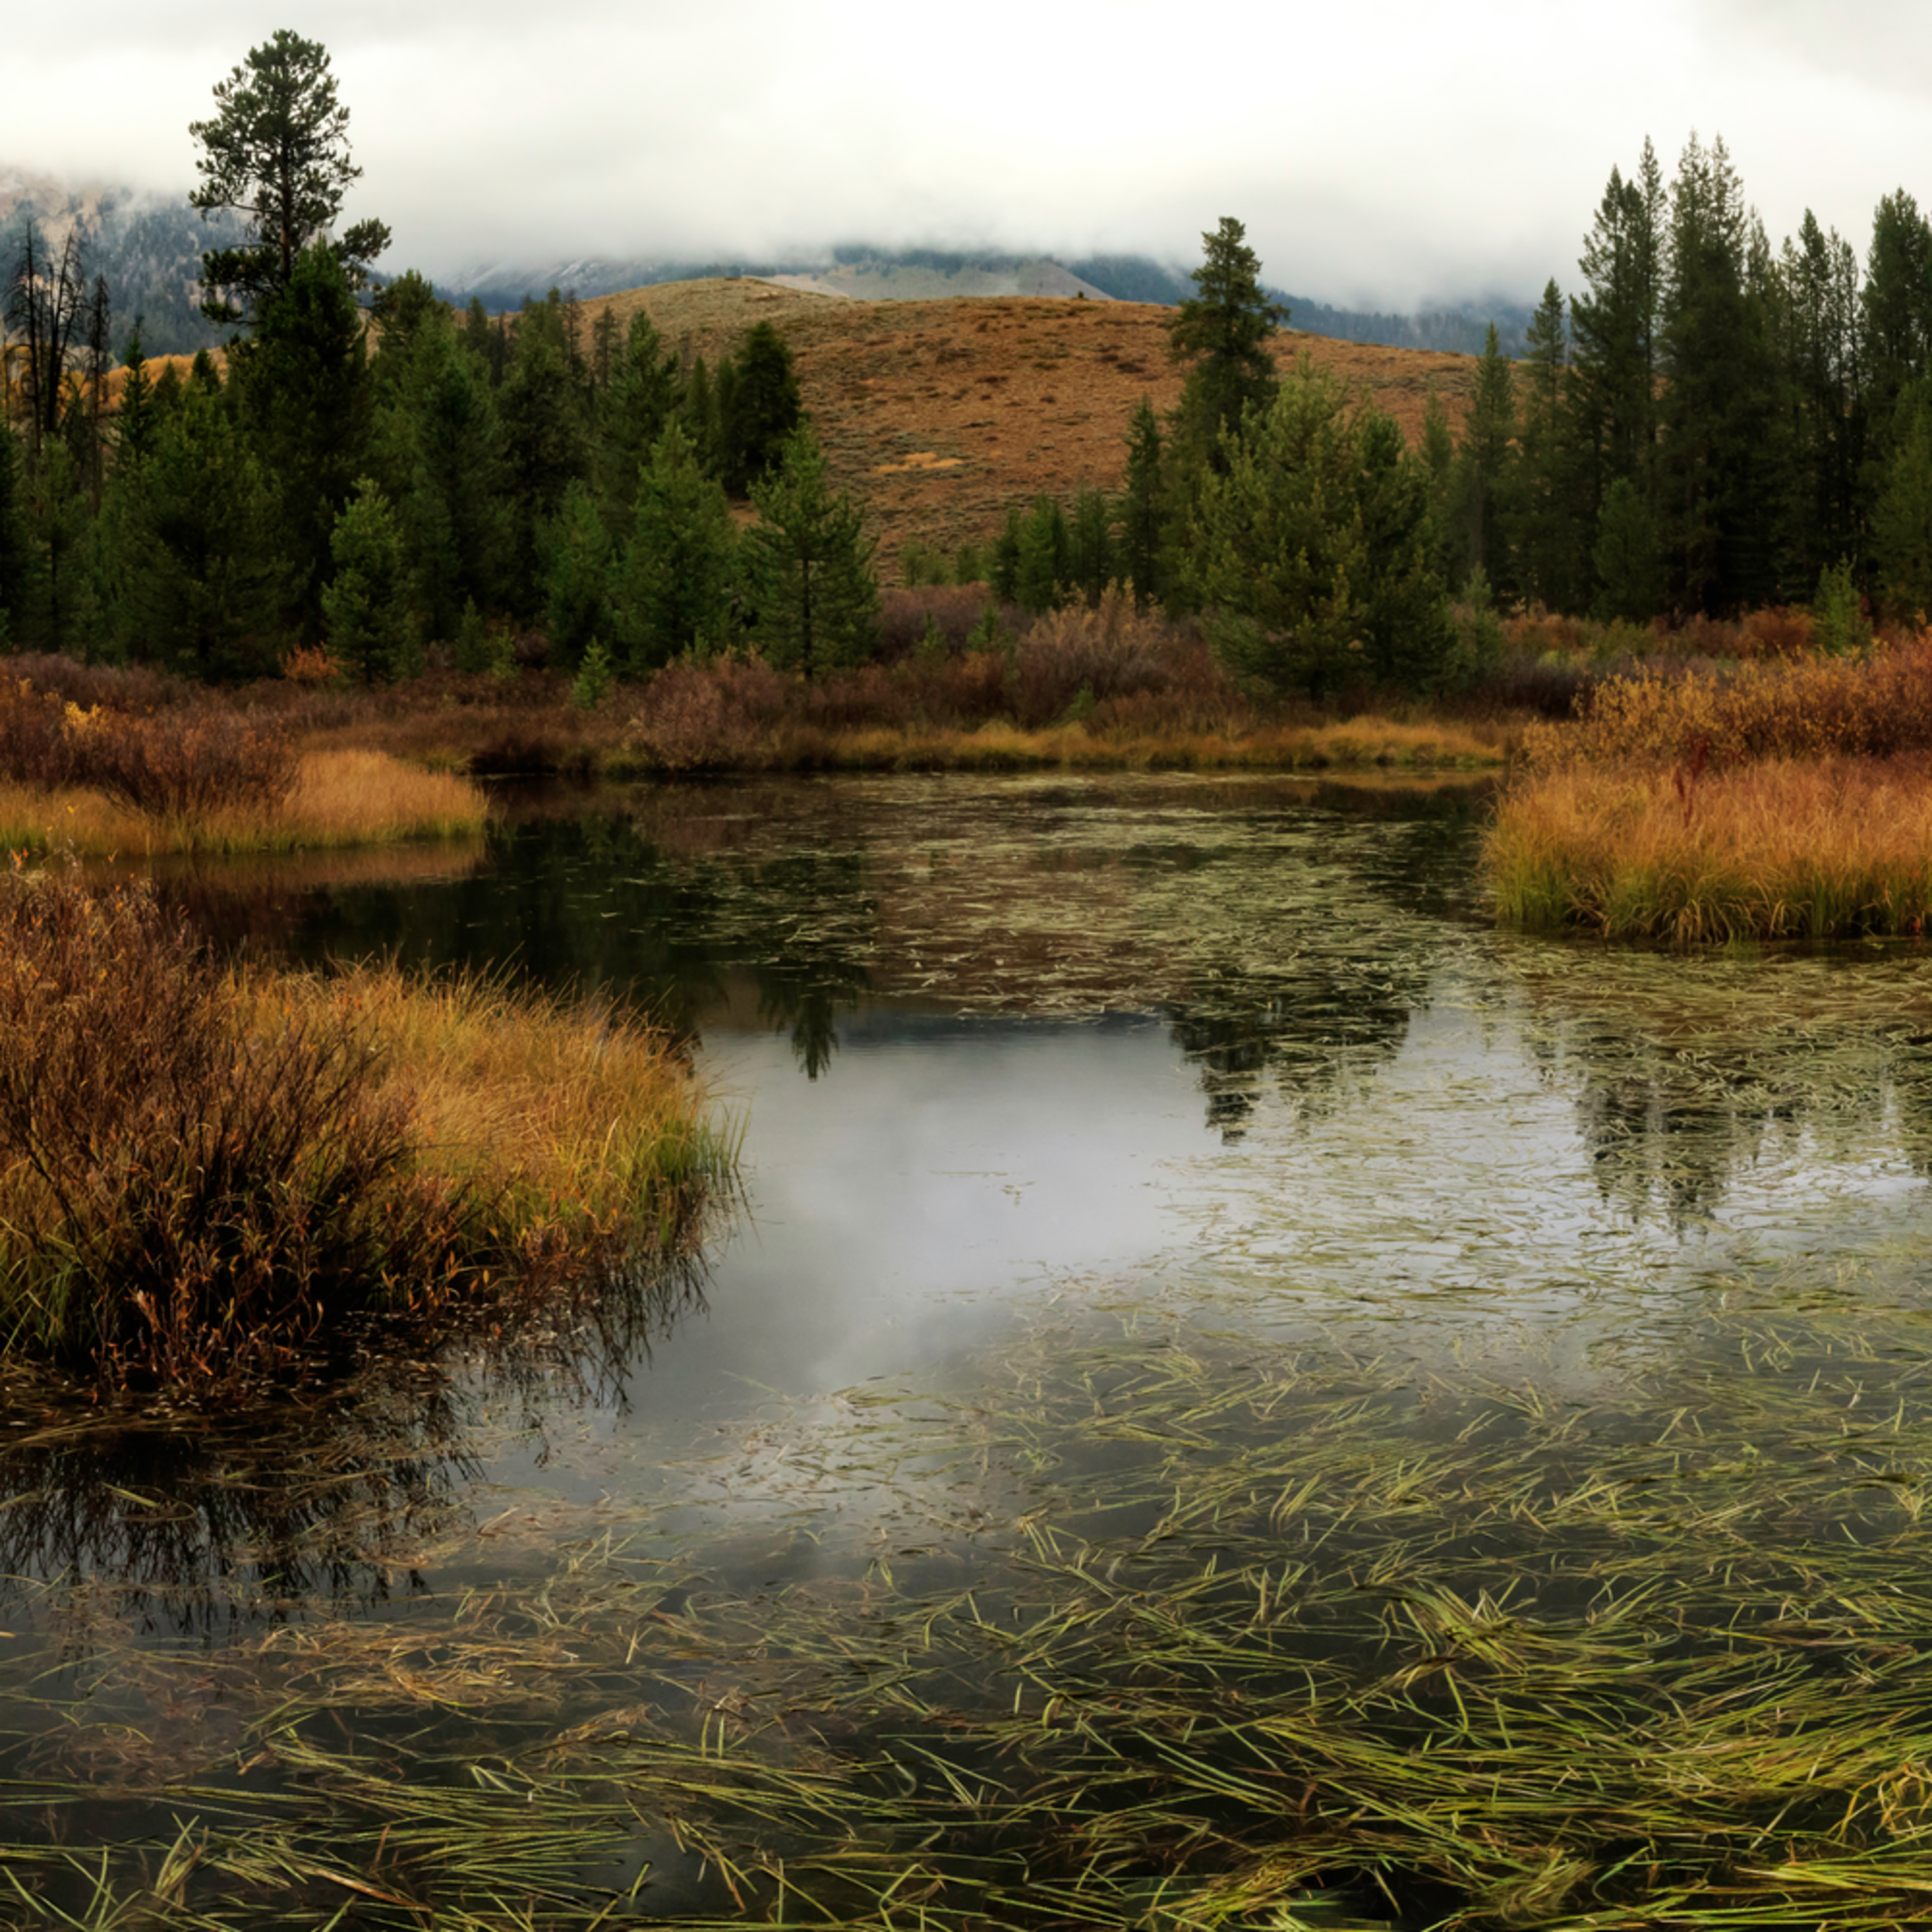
440 245 1532 358
0 170 242 360
0 167 1532 364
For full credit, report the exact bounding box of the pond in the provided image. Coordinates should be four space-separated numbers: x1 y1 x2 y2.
8 772 1932 1929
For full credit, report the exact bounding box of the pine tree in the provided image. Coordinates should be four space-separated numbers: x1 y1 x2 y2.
1772 211 1863 594
543 480 614 665
1067 483 1115 608
1873 381 1932 617
1657 133 1780 613
1118 398 1168 610
397 327 508 638
719 321 803 495
323 478 414 683
234 242 371 637
189 30 391 328
1167 217 1288 470
612 418 737 667
1515 280 1580 610
119 382 286 679
115 325 162 465
0 426 35 643
596 310 680 525
1185 358 1447 700
1451 327 1518 595
25 436 101 657
746 425 880 678
1568 153 1664 550
497 301 592 614
1592 475 1663 622
1417 388 1460 586
1861 189 1932 469
1014 495 1070 612
1354 410 1454 689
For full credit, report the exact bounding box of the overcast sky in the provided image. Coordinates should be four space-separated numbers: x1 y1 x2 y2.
9 0 1932 303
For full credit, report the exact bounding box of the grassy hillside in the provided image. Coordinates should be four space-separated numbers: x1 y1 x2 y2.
577 278 1482 573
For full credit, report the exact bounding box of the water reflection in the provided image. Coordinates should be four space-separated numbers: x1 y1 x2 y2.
1509 947 1932 1233
0 1256 709 1648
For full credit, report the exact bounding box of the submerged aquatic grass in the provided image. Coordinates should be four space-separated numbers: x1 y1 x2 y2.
13 1304 1932 1927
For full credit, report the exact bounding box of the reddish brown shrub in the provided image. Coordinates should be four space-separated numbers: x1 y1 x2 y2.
1735 606 1814 659
879 586 1006 658
629 658 802 770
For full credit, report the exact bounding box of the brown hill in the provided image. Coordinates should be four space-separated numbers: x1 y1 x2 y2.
580 278 1482 576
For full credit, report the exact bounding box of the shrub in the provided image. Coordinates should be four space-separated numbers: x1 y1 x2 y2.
1522 637 1932 772
0 680 298 819
0 866 464 1385
1006 592 1168 726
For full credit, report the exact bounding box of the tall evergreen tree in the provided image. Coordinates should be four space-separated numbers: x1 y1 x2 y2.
596 310 681 527
322 478 414 682
1451 326 1518 594
1067 483 1116 608
1772 211 1864 593
1185 358 1447 700
115 325 162 465
190 29 391 328
1860 189 1932 471
1873 380 1932 616
234 241 371 635
497 299 592 615
746 425 880 678
719 321 803 496
1568 152 1663 571
1167 217 1288 470
118 382 285 679
1657 133 1778 613
543 480 614 665
0 424 35 643
381 322 508 636
612 419 737 667
1118 398 1169 610
1515 280 1580 609
1014 495 1071 613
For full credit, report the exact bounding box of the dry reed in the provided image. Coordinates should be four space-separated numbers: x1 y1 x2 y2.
0 866 728 1389
1486 754 1932 939
0 749 485 855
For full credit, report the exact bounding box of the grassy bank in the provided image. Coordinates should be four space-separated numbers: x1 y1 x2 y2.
0 865 730 1390
0 747 487 855
1487 639 1932 940
0 669 487 853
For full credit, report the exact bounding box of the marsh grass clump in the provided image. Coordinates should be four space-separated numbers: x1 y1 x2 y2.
0 866 724 1389
1490 636 1932 938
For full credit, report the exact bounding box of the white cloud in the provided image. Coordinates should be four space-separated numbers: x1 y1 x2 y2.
8 0 1932 303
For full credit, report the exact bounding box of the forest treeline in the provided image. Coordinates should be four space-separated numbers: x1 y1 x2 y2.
4 58 1932 708
0 245 883 685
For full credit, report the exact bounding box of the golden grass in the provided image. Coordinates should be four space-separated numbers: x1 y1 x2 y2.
1486 755 1932 940
0 857 732 1389
619 714 1504 775
261 960 734 1257
0 749 486 855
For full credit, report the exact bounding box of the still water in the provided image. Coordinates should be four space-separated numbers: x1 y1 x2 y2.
9 772 1932 1927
